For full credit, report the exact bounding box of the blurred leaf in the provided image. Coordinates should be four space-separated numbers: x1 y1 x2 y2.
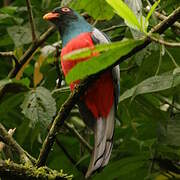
106 0 141 30
70 0 114 20
0 6 17 15
120 68 180 102
65 39 143 83
21 86 56 128
164 119 180 147
93 154 149 180
52 87 70 109
0 92 26 127
33 54 45 87
7 24 32 47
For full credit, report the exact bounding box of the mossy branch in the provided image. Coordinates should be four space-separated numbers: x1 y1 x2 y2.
0 160 73 180
0 123 34 164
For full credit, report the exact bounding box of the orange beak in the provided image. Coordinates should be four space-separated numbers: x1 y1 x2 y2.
43 12 59 20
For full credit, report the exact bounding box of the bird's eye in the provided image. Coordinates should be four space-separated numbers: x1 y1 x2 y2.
61 7 71 12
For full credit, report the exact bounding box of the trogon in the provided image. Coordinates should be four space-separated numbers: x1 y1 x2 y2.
43 7 120 178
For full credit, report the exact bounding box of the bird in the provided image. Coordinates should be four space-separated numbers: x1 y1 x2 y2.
43 7 120 178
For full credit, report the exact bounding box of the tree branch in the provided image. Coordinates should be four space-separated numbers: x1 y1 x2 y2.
26 0 37 42
0 123 34 164
36 7 180 167
0 160 72 180
9 26 56 78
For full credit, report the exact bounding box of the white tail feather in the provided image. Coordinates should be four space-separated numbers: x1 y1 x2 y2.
85 105 115 178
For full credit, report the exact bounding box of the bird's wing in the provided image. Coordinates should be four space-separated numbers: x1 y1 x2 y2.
85 28 120 178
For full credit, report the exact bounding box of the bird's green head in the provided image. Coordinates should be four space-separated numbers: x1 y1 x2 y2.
43 7 92 46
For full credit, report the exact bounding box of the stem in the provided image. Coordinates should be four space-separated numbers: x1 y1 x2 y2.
26 0 37 42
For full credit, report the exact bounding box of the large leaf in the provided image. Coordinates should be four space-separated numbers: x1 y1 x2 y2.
21 86 56 127
93 154 149 180
70 0 114 20
7 23 32 47
120 68 180 102
106 0 141 30
65 39 143 83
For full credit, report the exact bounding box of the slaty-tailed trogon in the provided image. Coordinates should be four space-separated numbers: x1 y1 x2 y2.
43 7 120 178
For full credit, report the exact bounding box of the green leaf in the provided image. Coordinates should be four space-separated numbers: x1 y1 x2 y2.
120 68 180 102
7 24 32 47
165 119 180 146
65 39 143 83
70 0 114 20
0 6 17 15
94 154 149 180
145 0 161 32
21 87 56 128
106 0 141 30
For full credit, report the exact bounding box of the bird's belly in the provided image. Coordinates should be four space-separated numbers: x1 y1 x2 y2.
83 71 114 118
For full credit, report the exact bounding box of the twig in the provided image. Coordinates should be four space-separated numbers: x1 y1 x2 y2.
0 128 16 153
0 160 72 180
55 137 87 175
154 11 180 30
26 0 37 42
36 7 180 167
0 51 19 67
65 122 92 152
165 48 179 68
0 123 33 164
120 65 138 72
102 25 126 32
9 26 56 78
148 35 180 47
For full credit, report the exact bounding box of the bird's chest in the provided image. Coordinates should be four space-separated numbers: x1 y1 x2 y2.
61 32 96 76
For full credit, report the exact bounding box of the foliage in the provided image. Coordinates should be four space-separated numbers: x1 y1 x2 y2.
0 0 180 179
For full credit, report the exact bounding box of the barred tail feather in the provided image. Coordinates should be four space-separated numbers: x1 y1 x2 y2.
85 105 115 178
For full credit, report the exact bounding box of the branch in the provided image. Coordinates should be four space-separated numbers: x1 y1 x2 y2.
0 160 72 180
154 11 180 30
0 128 15 153
26 0 37 42
0 123 34 164
148 35 180 47
0 51 19 67
36 7 180 167
9 26 56 78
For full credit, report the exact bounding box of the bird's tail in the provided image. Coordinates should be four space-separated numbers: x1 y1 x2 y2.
85 105 115 178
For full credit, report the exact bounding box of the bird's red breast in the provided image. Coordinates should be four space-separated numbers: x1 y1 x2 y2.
61 32 114 118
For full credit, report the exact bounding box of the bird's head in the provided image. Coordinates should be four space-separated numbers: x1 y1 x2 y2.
43 7 92 46
43 7 78 28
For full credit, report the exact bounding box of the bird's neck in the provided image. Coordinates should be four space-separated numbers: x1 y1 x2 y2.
59 18 92 47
